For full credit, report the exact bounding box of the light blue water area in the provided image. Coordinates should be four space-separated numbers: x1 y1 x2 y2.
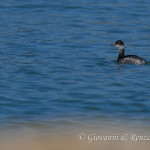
0 0 150 131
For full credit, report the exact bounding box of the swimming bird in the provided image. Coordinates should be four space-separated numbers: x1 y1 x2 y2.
112 40 146 65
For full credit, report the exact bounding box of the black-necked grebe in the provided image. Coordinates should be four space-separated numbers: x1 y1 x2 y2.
112 40 146 65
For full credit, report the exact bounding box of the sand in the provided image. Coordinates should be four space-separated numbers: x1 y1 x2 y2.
0 127 150 150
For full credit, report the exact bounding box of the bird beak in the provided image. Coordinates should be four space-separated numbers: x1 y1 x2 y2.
111 44 116 46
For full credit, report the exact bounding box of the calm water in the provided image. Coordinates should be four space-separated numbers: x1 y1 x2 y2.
0 0 150 132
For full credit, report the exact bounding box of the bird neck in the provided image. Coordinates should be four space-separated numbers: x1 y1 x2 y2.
118 46 125 59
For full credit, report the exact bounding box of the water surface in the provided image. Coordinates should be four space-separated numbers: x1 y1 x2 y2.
0 0 150 133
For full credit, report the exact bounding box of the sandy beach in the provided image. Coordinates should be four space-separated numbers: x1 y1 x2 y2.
0 127 150 150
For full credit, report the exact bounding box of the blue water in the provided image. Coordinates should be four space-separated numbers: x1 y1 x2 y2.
0 0 150 131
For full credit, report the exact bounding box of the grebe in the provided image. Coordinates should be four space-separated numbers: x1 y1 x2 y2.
112 40 146 65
